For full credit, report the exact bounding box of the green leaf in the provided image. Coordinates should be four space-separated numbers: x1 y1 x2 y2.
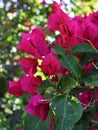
80 54 98 66
44 87 57 98
50 95 83 130
37 79 52 94
91 62 98 73
73 123 89 130
59 76 78 91
83 73 98 87
71 43 98 54
60 55 82 79
53 45 66 55
24 113 49 130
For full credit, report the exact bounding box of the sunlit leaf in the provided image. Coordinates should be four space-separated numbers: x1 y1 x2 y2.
50 94 83 130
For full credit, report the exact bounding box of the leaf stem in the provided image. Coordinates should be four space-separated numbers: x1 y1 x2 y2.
64 89 71 95
77 36 98 53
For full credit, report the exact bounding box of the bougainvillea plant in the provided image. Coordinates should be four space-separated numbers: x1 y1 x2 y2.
7 2 98 130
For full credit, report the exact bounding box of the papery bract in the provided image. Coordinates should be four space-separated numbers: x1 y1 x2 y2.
51 1 64 13
47 117 55 130
90 126 98 130
94 112 98 120
51 74 59 82
7 81 24 97
26 95 49 121
19 76 42 94
48 9 69 32
91 11 98 26
83 62 94 72
60 66 70 76
18 33 36 56
78 91 92 109
73 16 84 25
40 53 61 76
18 28 49 59
83 60 98 72
19 57 38 74
82 11 98 50
59 20 83 52
56 37 63 46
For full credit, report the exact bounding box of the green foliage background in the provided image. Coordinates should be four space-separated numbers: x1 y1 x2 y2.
0 0 98 130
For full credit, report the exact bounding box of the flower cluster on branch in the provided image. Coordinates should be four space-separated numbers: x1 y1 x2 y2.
7 2 98 130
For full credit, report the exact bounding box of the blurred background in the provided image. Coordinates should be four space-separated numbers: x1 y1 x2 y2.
0 0 98 130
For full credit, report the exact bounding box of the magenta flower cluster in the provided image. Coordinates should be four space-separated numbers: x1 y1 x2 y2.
7 2 98 130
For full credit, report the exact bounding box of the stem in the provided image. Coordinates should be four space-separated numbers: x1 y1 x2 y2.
63 89 71 95
40 99 50 102
92 62 98 70
91 119 98 124
77 36 98 53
